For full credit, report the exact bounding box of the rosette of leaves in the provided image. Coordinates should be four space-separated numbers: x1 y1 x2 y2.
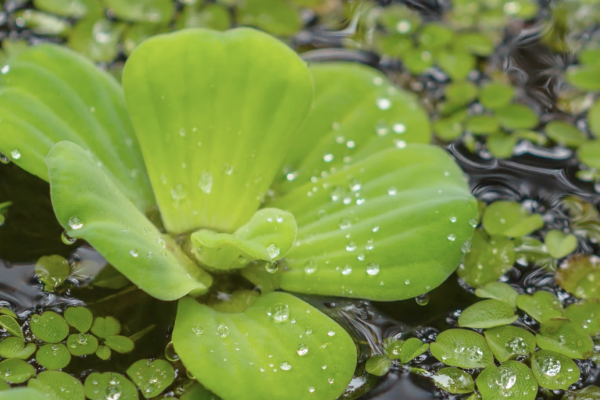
445 0 539 35
0 28 477 400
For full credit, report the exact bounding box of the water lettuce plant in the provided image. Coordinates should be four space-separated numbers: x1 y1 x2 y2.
0 27 477 399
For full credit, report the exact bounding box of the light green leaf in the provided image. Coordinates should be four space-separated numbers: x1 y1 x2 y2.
0 309 17 319
91 317 121 338
33 0 101 17
0 389 47 399
378 4 421 35
400 338 428 364
578 140 600 170
556 255 600 299
173 293 356 400
68 16 125 63
30 312 68 343
0 338 36 359
64 307 93 333
487 132 517 159
91 265 130 290
430 329 494 369
531 350 580 390
122 23 166 56
476 361 537 400
536 319 593 359
588 99 600 137
47 141 211 301
36 344 71 370
433 367 474 394
545 121 587 148
95 345 111 361
445 81 478 106
104 336 134 354
67 334 98 356
545 230 578 259
517 291 564 323
28 371 84 400
176 4 231 31
482 201 544 237
565 300 600 336
566 65 600 91
35 255 70 292
0 43 154 212
479 82 515 109
274 63 430 194
84 373 137 400
384 339 403 360
0 315 23 339
514 236 550 265
562 386 600 400
365 355 391 377
180 384 222 400
104 0 174 23
466 115 499 135
475 282 518 307
12 10 70 37
458 299 517 328
0 359 35 383
403 48 434 74
191 208 296 270
209 290 260 313
484 325 536 362
433 111 466 141
271 145 477 300
458 230 515 287
237 0 301 36
122 28 312 234
495 104 539 130
240 264 280 294
454 32 494 56
437 51 476 81
126 359 175 398
0 381 8 391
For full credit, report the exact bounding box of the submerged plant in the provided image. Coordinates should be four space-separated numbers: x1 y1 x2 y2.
0 27 477 399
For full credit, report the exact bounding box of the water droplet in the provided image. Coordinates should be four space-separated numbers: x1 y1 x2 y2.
297 344 308 356
339 219 352 230
269 303 289 323
490 366 517 393
323 153 334 163
1 65 9 74
264 262 279 274
171 184 187 201
447 233 456 241
304 260 317 274
198 171 213 194
373 77 383 86
376 98 392 110
469 218 478 227
67 216 84 230
388 187 397 196
505 337 528 355
280 362 292 371
346 242 357 252
372 225 380 233
393 123 406 134
405 279 411 285
415 293 430 306
130 249 139 258
0 152 9 164
540 355 561 377
450 216 457 223
461 240 472 253
308 387 315 393
341 265 353 275
349 179 362 192
222 164 234 175
267 244 280 259
10 149 20 160
375 120 389 136
366 263 380 276
328 330 335 337
61 231 76 245
217 324 229 338
76 334 87 345
191 324 204 336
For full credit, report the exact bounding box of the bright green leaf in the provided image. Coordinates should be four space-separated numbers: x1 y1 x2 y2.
479 82 515 109
562 386 600 400
67 334 98 356
487 132 517 159
418 23 455 48
434 111 466 141
403 48 434 74
536 319 594 359
28 371 84 400
578 140 600 169
176 4 231 31
126 359 175 398
0 315 23 339
476 361 537 400
91 317 121 339
475 282 518 307
458 230 515 287
517 291 564 323
30 312 68 343
531 350 580 390
566 65 600 91
0 359 35 383
484 325 536 362
437 51 476 81
12 10 70 37
458 299 517 328
37 344 71 370
466 115 499 135
0 338 36 359
0 309 17 319
545 121 587 147
95 345 111 361
365 355 391 377
433 367 474 394
400 338 428 364
430 329 494 369
454 32 494 56
482 201 544 237
104 335 134 354
556 255 600 299
237 0 301 36
496 104 539 130
545 230 578 259
122 23 166 56
33 0 101 17
104 0 174 23
384 339 404 360
64 307 93 333
445 81 479 106
68 16 125 63
0 381 8 391
0 389 46 399
588 99 600 137
35 255 70 292
565 300 600 336
84 373 137 400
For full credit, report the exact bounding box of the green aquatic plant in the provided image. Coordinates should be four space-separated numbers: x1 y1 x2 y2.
0 27 476 399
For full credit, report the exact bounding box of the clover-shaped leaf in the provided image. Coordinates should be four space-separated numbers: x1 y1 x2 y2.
458 230 515 287
67 333 98 356
495 104 539 130
578 140 600 170
565 300 600 336
191 208 297 270
35 255 70 292
95 345 111 361
479 82 515 109
47 141 212 301
84 372 137 400
0 359 35 383
430 329 494 369
545 121 587 148
28 371 85 400
91 316 121 339
399 338 429 364
517 291 564 323
126 359 175 398
64 307 93 333
556 255 600 299
31 311 69 343
536 319 593 359
458 299 517 329
475 282 518 307
103 0 173 23
365 355 391 377
104 336 134 354
433 367 474 394
476 361 537 400
484 326 536 362
0 338 36 359
545 230 578 259
173 293 356 400
482 201 544 237
37 344 71 370
531 350 580 390
0 315 23 339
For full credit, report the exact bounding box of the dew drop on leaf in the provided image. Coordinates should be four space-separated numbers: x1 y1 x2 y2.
68 217 83 230
304 260 317 274
339 218 351 230
61 231 76 245
366 263 380 276
376 98 392 110
198 171 213 194
280 362 291 371
448 233 456 241
264 262 278 274
216 324 229 338
268 303 289 323
416 293 430 306
266 244 280 259
297 344 308 356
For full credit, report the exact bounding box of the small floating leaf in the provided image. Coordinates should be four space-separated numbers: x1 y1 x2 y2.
67 334 98 356
482 201 544 237
476 361 537 400
0 309 17 319
365 355 391 377
484 326 536 362
531 350 580 390
0 359 35 383
536 319 593 359
545 121 587 148
0 381 8 391
91 317 121 338
104 335 134 354
437 51 476 81
564 300 600 336
445 81 479 105
103 0 174 23
84 372 137 400
578 140 600 170
0 315 23 339
12 10 70 37
487 132 517 159
479 82 515 110
68 16 125 63
0 338 36 359
33 0 101 18
495 104 539 130
176 4 231 31
64 307 93 333
458 230 515 287
28 371 85 400
545 230 578 259
95 345 111 361
400 338 429 364
384 339 404 360
35 255 70 292
566 65 600 92
126 359 175 398
236 0 301 36
556 255 600 299
466 115 499 135
430 329 494 369
458 299 517 329
517 291 564 323
0 388 47 399
30 312 69 343
475 282 518 307
433 367 475 394
588 98 600 136
37 344 71 370
562 386 600 400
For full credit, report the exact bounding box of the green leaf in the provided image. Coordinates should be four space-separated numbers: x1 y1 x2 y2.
531 350 580 390
173 293 356 400
378 4 421 34
0 309 17 319
476 361 537 400
104 0 173 23
487 132 517 159
95 345 111 361
578 140 600 169
237 0 301 36
466 115 499 135
91 265 131 290
565 300 600 336
588 99 600 137
191 209 297 270
12 10 70 37
68 16 125 62
31 312 68 343
517 291 564 323
536 319 593 359
36 344 71 370
403 48 434 74
274 63 430 193
495 104 539 130
479 82 515 109
122 28 312 234
566 65 600 91
482 201 544 237
454 32 494 56
437 51 476 81
365 355 391 377
104 336 134 354
0 389 47 399
430 329 494 369
544 230 578 259
400 338 429 364
434 111 466 141
209 290 260 313
122 23 166 56
64 307 93 333
91 317 121 339
35 255 70 292
458 299 517 328
458 230 515 287
562 386 600 400
126 359 175 398
384 339 403 360
433 367 475 394
28 371 84 400
556 255 600 299
0 338 36 359
271 145 477 300
180 384 222 400
445 81 478 106
176 4 231 31
0 359 35 383
84 373 138 400
545 121 587 147
484 325 536 362
47 141 211 301
0 315 23 339
33 0 101 17
0 381 8 391
0 43 154 212
475 282 518 307
67 334 99 356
